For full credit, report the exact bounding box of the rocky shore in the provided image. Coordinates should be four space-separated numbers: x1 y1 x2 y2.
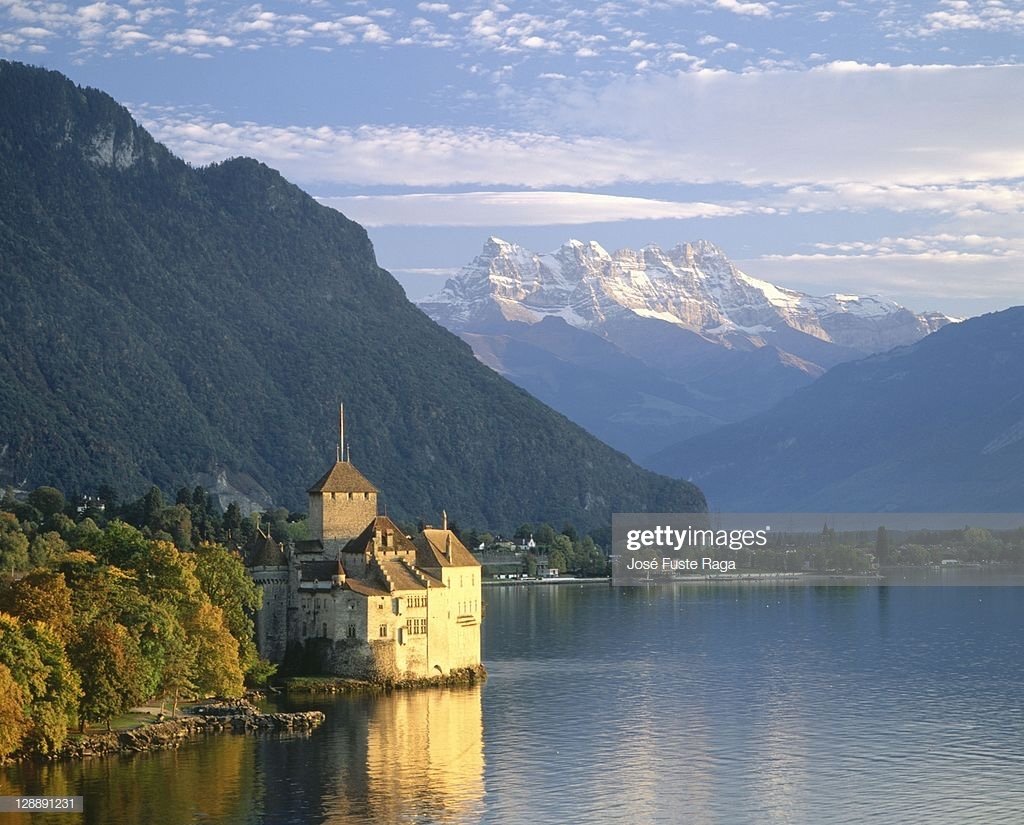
282 665 487 695
36 699 324 762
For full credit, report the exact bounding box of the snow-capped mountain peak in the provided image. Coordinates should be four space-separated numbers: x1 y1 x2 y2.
420 237 954 353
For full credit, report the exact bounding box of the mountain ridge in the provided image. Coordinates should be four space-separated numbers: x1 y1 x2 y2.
648 306 1024 511
0 60 704 531
417 236 955 462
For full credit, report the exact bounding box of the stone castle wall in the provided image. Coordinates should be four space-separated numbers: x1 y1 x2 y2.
309 491 378 541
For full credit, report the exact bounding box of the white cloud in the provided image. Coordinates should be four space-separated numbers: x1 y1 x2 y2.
315 190 765 226
777 182 1024 217
139 59 1024 196
714 0 772 17
540 63 1024 187
750 242 1024 305
913 0 1024 35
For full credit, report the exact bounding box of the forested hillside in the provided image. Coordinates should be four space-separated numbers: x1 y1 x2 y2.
0 61 704 531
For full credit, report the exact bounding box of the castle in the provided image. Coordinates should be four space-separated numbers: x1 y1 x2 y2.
247 408 482 681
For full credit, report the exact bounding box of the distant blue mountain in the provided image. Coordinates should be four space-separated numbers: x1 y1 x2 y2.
649 307 1024 511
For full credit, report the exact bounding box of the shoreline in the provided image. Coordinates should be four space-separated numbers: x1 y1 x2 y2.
483 577 610 587
279 665 487 695
7 699 324 764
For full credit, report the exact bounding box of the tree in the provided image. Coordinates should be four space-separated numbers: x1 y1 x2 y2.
534 523 556 546
188 602 244 698
550 534 573 571
142 486 164 531
0 513 30 573
19 621 80 754
64 517 102 552
0 613 79 753
27 486 66 519
193 542 263 681
157 504 193 550
875 526 890 565
30 531 68 568
91 520 149 567
0 662 29 758
222 502 243 536
71 620 145 731
0 570 75 645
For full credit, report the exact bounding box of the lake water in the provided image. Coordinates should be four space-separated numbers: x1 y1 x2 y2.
4 583 1024 824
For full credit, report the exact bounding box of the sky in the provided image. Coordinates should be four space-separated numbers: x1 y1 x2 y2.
3 0 1024 316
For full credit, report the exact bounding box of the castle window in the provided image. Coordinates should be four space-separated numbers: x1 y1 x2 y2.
322 623 327 637
347 625 356 638
348 601 355 611
379 624 388 638
302 622 307 636
406 618 427 635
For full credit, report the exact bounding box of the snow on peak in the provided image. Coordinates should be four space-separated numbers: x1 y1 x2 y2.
419 238 955 351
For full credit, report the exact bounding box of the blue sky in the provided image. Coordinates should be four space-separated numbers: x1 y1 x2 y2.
4 0 1024 315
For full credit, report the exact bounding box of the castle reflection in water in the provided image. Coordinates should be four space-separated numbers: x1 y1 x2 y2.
255 686 485 824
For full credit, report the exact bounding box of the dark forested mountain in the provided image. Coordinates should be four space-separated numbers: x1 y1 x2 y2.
651 307 1024 511
0 61 703 531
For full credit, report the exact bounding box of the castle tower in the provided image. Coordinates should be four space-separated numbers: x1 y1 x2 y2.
307 404 378 545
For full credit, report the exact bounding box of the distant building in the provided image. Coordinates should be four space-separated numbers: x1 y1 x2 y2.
247 407 482 680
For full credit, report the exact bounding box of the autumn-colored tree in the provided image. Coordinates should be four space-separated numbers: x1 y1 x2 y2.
0 570 75 645
0 614 79 753
0 662 28 758
187 602 244 698
19 621 80 754
193 542 264 680
130 540 203 610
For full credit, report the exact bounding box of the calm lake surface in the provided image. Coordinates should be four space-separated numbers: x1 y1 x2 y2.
4 583 1024 824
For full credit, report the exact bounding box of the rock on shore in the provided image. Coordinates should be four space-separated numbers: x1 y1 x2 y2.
50 700 324 761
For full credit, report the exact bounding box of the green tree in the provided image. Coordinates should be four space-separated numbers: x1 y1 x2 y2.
91 520 149 567
19 621 80 754
875 526 890 565
142 486 164 531
0 513 30 572
30 531 68 568
71 620 146 731
534 523 556 546
27 486 66 520
222 502 243 536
